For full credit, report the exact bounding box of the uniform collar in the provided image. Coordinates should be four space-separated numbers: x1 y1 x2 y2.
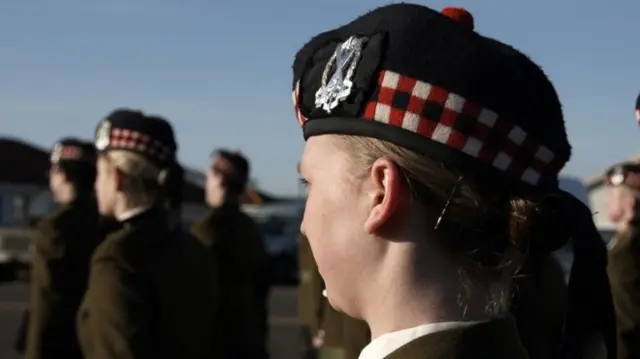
117 205 152 222
358 321 482 359
370 318 526 359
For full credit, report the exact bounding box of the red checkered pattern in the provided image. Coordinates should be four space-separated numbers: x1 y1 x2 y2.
58 146 82 160
109 128 171 161
292 70 568 186
51 145 83 163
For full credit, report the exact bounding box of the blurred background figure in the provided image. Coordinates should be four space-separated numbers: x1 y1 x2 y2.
606 162 640 359
25 138 100 359
191 149 270 359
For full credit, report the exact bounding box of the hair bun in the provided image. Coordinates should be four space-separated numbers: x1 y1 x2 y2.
527 191 588 253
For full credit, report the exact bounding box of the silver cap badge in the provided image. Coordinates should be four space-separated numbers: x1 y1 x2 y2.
95 120 111 151
610 170 625 186
50 143 62 163
314 36 367 113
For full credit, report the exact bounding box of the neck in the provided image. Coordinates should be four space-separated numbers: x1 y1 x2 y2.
211 191 240 208
55 186 78 205
361 242 499 339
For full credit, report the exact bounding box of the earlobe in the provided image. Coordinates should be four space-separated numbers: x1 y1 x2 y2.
363 158 402 234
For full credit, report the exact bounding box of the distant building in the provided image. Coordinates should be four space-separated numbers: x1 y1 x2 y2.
0 137 50 225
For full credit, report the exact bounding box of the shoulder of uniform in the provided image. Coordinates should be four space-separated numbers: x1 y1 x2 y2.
36 206 75 234
190 212 215 239
91 225 137 264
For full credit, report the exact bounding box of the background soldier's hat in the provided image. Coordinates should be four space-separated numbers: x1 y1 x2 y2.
605 162 640 188
210 148 250 189
291 4 615 358
50 137 96 166
636 91 640 110
94 108 177 168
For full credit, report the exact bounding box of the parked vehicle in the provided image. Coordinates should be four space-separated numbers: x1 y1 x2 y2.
243 200 305 285
0 226 34 282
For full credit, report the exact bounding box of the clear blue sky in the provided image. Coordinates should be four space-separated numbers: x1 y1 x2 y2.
0 0 637 196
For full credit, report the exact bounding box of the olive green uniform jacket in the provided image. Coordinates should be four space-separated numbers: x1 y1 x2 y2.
25 197 100 359
77 207 219 359
191 204 270 359
510 253 568 359
383 319 527 359
608 223 640 359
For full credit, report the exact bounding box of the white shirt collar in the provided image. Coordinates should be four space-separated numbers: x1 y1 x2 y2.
117 206 151 222
358 321 482 359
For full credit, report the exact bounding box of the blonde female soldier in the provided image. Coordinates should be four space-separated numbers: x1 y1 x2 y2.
77 109 219 359
291 4 615 359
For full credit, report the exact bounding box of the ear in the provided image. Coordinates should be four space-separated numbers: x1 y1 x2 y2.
363 157 403 234
635 109 640 124
114 168 125 192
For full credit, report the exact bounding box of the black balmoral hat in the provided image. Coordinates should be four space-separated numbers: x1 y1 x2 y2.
210 149 250 185
51 137 96 166
291 5 615 359
292 4 570 193
94 109 177 169
606 162 640 189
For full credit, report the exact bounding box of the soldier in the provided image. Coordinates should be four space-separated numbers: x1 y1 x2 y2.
76 109 219 359
191 149 270 359
25 138 100 359
605 162 640 359
290 4 615 359
298 233 370 359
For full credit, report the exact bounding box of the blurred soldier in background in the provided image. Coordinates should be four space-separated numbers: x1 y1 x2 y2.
25 138 100 359
77 109 219 359
191 149 270 359
606 161 640 359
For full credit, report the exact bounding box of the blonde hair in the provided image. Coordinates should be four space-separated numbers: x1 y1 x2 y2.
333 135 549 295
104 150 169 207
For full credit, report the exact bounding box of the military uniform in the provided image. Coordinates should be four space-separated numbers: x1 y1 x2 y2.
510 253 568 359
25 139 100 359
98 215 123 244
191 202 270 359
290 4 615 359
77 109 220 359
605 163 640 359
381 319 526 359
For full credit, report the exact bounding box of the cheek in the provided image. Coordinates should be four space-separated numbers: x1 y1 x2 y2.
302 181 363 276
96 172 113 199
206 174 221 190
